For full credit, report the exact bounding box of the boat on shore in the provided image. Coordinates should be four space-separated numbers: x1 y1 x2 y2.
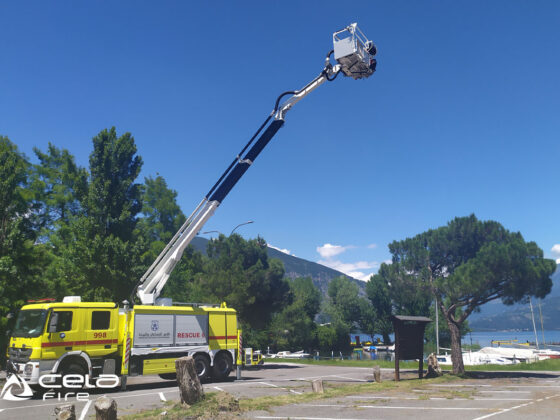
269 350 312 359
437 345 560 365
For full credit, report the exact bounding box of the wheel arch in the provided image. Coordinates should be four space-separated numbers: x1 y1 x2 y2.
53 351 92 375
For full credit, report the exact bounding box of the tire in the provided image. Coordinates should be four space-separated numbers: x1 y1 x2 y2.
60 363 86 391
193 354 210 382
158 373 177 380
212 352 233 381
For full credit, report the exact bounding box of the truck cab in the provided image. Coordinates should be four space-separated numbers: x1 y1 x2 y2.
7 299 119 385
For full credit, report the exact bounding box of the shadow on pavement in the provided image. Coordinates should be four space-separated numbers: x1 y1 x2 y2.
464 371 560 379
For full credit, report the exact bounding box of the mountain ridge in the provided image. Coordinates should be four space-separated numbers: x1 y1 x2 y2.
469 264 560 331
190 236 366 297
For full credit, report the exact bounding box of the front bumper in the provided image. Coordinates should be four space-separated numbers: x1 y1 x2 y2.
8 360 56 385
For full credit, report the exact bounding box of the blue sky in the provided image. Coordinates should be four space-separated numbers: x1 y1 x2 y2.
1 1 559 280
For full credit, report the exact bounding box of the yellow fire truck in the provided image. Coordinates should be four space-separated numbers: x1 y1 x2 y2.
6 23 375 390
8 297 243 388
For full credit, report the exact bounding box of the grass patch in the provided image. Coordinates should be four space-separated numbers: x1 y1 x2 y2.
123 374 462 419
122 392 240 420
463 358 560 371
265 357 419 369
267 357 560 371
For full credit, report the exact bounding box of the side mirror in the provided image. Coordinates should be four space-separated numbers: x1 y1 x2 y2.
48 312 59 333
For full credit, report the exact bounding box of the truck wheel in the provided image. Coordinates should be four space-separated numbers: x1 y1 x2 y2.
61 363 86 391
212 353 232 381
193 355 210 382
158 373 177 380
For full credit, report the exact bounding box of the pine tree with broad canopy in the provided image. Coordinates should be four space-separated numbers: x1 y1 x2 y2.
376 214 556 374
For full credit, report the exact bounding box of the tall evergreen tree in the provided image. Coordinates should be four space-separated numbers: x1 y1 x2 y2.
0 137 49 361
50 128 144 301
30 142 88 234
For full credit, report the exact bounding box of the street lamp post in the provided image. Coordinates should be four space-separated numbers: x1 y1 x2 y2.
230 220 254 235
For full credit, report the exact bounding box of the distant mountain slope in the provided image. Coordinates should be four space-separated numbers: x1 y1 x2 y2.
469 264 560 331
190 236 365 297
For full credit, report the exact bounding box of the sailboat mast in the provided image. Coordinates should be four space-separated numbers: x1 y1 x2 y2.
529 297 539 349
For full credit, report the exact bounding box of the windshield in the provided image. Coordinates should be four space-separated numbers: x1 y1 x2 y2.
12 310 48 338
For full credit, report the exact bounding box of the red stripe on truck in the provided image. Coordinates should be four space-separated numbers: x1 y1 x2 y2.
41 338 118 347
209 335 237 340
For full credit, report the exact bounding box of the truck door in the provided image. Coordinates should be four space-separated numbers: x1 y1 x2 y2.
41 309 81 360
84 309 118 357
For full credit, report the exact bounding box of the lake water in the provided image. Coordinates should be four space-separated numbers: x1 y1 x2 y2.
464 330 560 348
351 329 560 350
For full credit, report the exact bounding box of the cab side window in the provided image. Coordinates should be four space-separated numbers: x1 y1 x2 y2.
91 311 110 330
54 311 73 331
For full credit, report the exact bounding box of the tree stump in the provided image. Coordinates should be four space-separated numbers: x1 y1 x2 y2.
311 379 324 393
424 353 442 378
94 396 117 420
54 404 76 420
176 356 204 405
373 365 381 382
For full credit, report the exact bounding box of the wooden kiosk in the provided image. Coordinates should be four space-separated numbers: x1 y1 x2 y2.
391 315 431 381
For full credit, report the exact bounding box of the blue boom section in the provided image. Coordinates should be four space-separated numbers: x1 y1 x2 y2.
208 119 285 204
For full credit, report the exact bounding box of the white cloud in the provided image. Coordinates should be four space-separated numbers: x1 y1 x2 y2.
268 244 294 256
318 259 379 281
316 243 354 259
367 244 378 249
552 244 560 264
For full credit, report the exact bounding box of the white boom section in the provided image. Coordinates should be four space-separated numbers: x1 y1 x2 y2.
135 22 376 305
274 67 339 121
135 73 332 305
136 198 219 304
135 71 338 305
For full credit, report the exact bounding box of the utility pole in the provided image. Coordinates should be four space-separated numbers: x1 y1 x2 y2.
435 297 440 355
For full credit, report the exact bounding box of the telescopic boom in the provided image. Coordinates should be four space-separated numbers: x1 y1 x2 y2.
135 23 377 305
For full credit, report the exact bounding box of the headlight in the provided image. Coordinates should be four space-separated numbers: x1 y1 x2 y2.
24 363 33 375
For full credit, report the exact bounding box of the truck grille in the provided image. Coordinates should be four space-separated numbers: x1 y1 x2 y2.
8 346 33 363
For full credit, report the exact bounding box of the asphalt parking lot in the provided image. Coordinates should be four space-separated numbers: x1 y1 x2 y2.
1 363 559 419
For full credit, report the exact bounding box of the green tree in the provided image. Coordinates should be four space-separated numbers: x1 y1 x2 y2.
269 277 322 352
195 234 291 329
323 276 373 351
365 270 394 344
138 175 186 245
290 277 321 319
50 128 145 301
0 137 50 361
326 276 362 326
30 143 87 234
381 214 556 374
136 174 187 277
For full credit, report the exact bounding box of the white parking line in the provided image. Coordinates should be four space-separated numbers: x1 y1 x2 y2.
290 390 303 395
471 401 534 420
258 382 280 388
78 400 92 420
329 375 367 382
430 384 491 387
471 393 560 420
478 390 531 393
159 392 166 402
300 403 490 410
502 385 560 388
213 386 224 392
346 395 531 401
256 417 372 420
